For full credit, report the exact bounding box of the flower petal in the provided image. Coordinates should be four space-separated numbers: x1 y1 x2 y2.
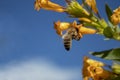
34 0 64 12
111 7 120 25
54 21 71 36
85 0 98 14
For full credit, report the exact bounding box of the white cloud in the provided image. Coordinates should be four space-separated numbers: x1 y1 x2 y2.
0 58 81 80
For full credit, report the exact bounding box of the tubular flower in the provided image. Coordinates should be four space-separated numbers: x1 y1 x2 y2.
54 21 96 37
66 0 90 17
34 0 65 12
111 7 120 25
79 18 92 23
85 0 98 14
88 66 112 80
54 21 71 36
72 21 97 37
79 18 101 28
82 56 112 80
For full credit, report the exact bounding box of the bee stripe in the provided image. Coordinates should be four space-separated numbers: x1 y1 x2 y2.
63 38 72 51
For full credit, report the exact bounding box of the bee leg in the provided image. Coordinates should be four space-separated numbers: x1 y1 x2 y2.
76 36 81 41
79 33 83 38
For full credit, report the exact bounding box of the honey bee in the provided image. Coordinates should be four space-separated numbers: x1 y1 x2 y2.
62 27 81 51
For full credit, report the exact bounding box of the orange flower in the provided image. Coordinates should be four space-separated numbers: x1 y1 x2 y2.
111 7 120 25
34 0 41 11
54 21 71 36
54 21 96 37
88 66 112 80
72 21 96 37
82 56 112 80
113 7 120 13
34 0 64 12
111 14 120 25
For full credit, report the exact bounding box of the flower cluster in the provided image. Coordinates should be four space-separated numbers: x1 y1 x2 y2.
82 56 113 80
34 0 120 40
34 0 120 80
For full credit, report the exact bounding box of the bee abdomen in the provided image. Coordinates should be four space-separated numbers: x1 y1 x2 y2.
63 38 72 51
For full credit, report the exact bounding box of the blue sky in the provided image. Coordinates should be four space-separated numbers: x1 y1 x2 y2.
0 0 120 80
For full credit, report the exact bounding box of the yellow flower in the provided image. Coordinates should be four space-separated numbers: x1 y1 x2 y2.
111 7 120 25
54 21 71 36
34 0 64 12
111 14 120 25
82 56 91 80
34 0 41 11
113 6 120 13
88 66 112 80
54 21 96 37
72 21 96 37
82 56 112 80
85 0 98 14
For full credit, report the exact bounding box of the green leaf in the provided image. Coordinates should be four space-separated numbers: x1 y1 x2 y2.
105 4 113 22
90 48 120 61
103 26 114 38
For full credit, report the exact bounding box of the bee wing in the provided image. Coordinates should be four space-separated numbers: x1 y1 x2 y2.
62 33 68 39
